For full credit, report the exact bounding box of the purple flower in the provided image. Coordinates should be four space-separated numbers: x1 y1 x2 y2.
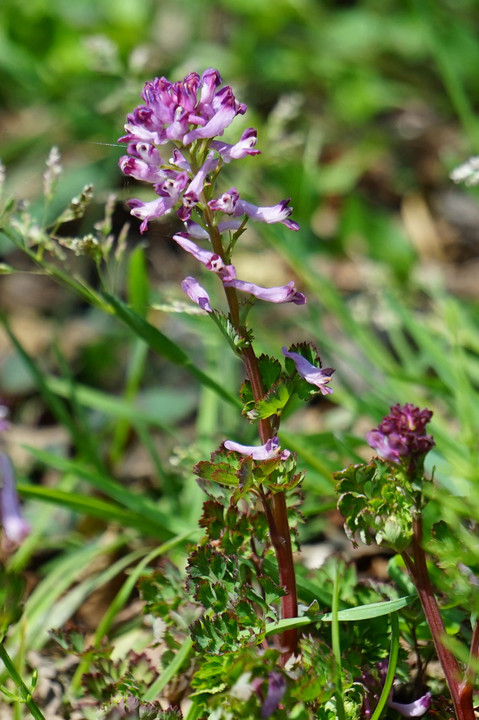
261 672 286 718
181 276 212 312
208 187 240 214
282 346 334 395
183 85 246 145
223 277 306 305
178 155 219 221
388 692 431 717
208 188 300 230
173 233 234 276
0 452 30 544
224 436 290 461
210 128 261 162
366 403 434 466
126 170 189 233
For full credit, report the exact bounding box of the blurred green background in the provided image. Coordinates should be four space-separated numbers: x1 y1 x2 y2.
2 0 479 537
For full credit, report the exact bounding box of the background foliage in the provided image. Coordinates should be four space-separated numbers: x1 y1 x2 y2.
1 0 479 716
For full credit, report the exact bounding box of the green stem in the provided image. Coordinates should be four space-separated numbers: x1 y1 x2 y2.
403 516 475 720
0 642 46 720
370 612 400 720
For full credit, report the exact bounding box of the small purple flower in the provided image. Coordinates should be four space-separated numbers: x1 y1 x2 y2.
235 197 299 231
210 128 261 162
183 85 246 145
208 187 240 214
388 691 431 717
177 155 219 221
282 346 334 395
181 276 212 312
0 452 30 544
172 233 234 276
223 277 306 305
261 672 286 718
208 188 299 230
224 436 290 461
366 403 434 466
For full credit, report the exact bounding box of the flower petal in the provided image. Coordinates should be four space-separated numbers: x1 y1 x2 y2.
224 436 290 461
282 347 334 394
181 276 212 312
223 278 306 305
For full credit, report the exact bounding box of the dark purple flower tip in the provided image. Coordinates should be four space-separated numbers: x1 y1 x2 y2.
261 672 286 718
367 403 434 465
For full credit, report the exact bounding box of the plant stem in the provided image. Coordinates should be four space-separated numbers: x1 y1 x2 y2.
0 642 46 720
402 516 475 720
204 206 298 657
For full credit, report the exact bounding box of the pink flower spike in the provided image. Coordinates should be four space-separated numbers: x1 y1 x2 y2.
0 452 30 544
224 436 290 461
282 347 334 395
181 276 212 312
223 278 306 305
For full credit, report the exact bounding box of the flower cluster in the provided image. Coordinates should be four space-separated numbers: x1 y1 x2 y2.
119 69 298 232
119 69 335 468
366 403 434 467
118 68 304 311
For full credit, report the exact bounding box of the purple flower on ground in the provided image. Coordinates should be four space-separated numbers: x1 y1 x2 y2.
0 452 30 544
181 276 212 312
223 277 306 305
282 346 334 395
261 672 286 718
366 403 434 466
388 692 431 717
224 436 290 461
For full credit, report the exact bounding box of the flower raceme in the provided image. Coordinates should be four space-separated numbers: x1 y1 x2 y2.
366 403 434 466
118 68 300 236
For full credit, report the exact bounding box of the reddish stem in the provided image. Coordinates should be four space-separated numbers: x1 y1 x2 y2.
204 206 298 658
403 516 475 720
